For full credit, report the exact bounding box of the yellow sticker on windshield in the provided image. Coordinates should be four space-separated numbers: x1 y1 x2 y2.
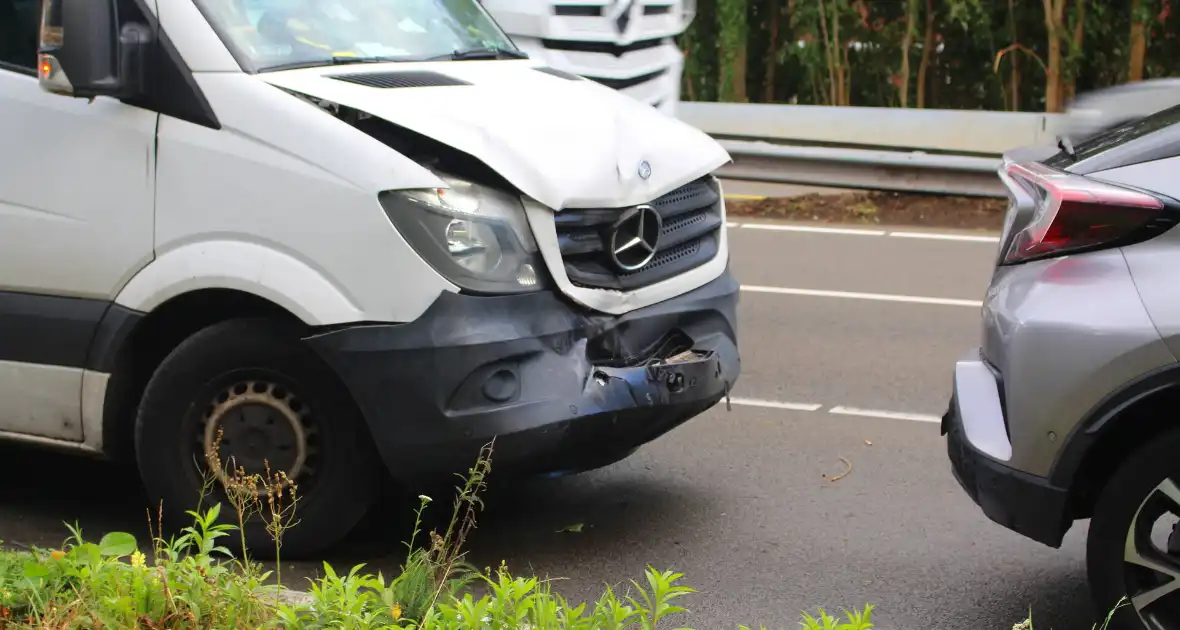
294 36 333 51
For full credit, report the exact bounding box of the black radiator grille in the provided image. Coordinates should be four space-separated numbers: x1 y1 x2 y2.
554 178 723 291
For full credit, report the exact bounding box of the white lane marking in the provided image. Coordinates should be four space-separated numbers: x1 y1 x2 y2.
741 223 886 236
889 231 1000 243
740 285 983 307
728 397 823 412
829 406 942 423
722 398 943 425
726 221 742 228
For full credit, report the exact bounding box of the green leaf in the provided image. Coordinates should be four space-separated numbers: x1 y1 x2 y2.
99 532 138 558
23 561 49 579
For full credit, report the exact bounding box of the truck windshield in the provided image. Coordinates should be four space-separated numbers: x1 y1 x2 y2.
194 0 519 72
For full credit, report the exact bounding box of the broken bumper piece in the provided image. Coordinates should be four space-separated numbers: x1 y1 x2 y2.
304 269 742 483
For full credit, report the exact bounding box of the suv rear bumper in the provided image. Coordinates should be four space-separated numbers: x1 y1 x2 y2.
305 270 740 484
943 351 1072 548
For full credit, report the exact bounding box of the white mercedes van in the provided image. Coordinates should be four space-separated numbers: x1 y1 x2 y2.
0 0 740 556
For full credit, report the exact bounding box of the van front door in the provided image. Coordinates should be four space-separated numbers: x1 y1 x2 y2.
0 3 156 442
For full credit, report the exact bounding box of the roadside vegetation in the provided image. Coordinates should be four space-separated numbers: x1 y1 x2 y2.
684 0 1180 113
0 443 875 629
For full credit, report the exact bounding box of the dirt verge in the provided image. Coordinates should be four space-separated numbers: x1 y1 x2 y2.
726 190 1007 232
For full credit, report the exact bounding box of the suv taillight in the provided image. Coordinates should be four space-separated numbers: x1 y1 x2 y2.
1001 162 1169 265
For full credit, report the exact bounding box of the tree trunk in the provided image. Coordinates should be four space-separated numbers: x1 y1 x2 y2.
898 0 919 107
1064 0 1084 104
841 28 851 105
763 0 779 102
832 0 846 105
716 0 749 102
817 0 837 105
1042 0 1066 113
732 37 748 102
1129 0 1147 82
1007 0 1019 111
1010 54 1021 111
916 0 934 108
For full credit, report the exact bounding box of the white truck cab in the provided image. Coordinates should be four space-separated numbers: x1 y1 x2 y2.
480 0 694 116
0 0 739 555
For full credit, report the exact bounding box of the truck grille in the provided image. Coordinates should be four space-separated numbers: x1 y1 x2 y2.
554 177 723 291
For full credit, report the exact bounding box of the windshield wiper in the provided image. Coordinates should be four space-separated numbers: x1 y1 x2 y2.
1056 134 1078 162
260 56 404 73
429 46 529 61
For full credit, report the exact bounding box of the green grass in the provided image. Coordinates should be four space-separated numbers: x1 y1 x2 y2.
0 443 878 628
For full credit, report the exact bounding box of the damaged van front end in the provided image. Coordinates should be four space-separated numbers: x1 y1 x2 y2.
168 0 742 492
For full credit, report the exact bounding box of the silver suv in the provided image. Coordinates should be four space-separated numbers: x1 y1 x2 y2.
944 105 1180 630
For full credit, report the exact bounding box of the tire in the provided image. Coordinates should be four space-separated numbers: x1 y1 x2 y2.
1088 428 1180 630
134 318 381 559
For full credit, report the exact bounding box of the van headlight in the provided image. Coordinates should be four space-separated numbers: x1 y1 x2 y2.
380 174 546 294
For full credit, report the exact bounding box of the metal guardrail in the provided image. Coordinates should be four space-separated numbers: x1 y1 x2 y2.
678 102 1070 197
715 140 1006 197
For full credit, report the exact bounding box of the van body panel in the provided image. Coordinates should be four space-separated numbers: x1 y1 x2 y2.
131 75 459 325
0 361 85 441
0 71 156 301
113 239 368 327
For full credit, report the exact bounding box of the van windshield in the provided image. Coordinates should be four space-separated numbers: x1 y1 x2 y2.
194 0 520 72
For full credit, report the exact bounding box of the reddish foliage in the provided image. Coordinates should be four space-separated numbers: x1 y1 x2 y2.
856 0 870 27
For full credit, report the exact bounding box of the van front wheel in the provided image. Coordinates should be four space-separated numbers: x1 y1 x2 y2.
134 318 381 559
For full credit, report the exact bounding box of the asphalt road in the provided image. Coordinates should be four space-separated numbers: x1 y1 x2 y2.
0 212 1095 630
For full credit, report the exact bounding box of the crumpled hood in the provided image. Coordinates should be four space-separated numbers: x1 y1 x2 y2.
259 60 731 210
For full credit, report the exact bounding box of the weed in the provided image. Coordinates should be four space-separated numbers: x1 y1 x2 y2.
0 441 882 629
850 200 879 220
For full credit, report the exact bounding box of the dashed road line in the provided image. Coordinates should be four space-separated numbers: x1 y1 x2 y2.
828 406 942 423
740 285 983 308
726 398 943 424
889 231 1000 243
727 397 823 412
740 223 886 236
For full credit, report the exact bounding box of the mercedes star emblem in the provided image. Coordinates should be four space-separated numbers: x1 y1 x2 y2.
637 160 652 180
609 204 662 271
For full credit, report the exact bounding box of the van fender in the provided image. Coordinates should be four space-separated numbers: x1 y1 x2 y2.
114 240 366 326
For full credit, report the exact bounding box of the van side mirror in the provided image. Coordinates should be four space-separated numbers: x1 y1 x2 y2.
37 0 153 100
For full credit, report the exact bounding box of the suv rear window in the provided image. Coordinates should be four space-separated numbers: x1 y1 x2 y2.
1045 103 1180 171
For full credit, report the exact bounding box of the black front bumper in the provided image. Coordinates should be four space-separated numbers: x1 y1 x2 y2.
943 393 1071 548
305 271 741 483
